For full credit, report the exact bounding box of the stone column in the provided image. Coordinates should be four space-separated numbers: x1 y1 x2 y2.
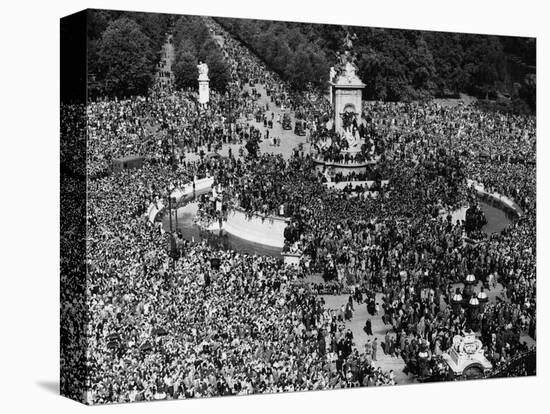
197 62 210 106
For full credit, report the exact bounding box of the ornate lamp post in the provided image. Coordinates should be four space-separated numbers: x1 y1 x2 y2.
418 349 430 377
463 274 476 301
477 288 489 313
468 296 480 330
168 190 173 234
172 194 178 233
451 288 463 314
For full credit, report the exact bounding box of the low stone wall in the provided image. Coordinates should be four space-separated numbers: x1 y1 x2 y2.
466 179 523 218
325 180 390 190
170 178 287 248
313 156 381 175
220 208 288 248
448 179 523 225
312 157 380 167
171 177 214 204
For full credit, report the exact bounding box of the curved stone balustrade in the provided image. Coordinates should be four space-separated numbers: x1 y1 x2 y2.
325 180 390 190
312 155 381 168
210 207 288 248
171 176 214 203
466 179 523 218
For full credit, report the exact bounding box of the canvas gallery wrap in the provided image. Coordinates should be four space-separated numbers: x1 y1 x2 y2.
60 8 536 405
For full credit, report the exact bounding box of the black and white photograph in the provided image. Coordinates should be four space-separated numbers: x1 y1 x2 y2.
58 7 539 405
2 1 548 413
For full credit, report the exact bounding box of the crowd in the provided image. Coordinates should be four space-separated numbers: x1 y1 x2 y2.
82 157 401 403
200 95 536 381
61 14 536 405
62 19 404 404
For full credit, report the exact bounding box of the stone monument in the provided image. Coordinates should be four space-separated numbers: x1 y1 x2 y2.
329 39 365 151
197 61 210 105
313 32 378 177
328 66 336 102
442 332 493 379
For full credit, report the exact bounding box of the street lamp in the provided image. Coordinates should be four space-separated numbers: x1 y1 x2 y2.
173 195 178 233
477 288 489 313
468 296 480 330
168 191 173 234
463 274 476 300
451 289 463 314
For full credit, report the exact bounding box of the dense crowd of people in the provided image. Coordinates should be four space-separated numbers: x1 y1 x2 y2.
61 15 536 405
199 72 536 387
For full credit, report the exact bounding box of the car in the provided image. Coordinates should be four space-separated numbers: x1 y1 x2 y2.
282 113 292 130
294 119 306 136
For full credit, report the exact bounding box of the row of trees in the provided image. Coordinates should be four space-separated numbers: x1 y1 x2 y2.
171 16 231 93
87 10 171 99
216 18 331 90
216 17 535 113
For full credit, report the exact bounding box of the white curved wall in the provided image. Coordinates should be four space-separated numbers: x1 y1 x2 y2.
325 180 389 190
466 179 523 217
449 179 524 224
222 209 288 248
171 177 214 203
171 179 287 247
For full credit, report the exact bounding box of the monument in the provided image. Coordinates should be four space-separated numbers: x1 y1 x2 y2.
197 61 210 106
312 32 376 177
442 332 493 379
329 38 366 154
328 66 336 103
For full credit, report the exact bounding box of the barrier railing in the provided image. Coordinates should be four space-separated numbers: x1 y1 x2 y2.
486 348 536 378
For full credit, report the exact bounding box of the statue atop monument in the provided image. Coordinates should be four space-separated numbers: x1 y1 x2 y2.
334 35 360 84
329 66 337 83
343 30 357 51
197 61 209 80
343 61 357 81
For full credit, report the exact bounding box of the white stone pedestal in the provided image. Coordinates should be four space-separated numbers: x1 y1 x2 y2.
198 79 210 105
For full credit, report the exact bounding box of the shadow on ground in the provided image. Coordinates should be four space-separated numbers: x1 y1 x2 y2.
37 380 59 395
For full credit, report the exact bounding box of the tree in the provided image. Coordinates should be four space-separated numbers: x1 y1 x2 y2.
172 51 198 90
198 38 220 62
206 50 231 93
288 47 314 89
519 73 536 111
97 18 154 97
173 16 209 55
127 12 170 59
216 16 535 113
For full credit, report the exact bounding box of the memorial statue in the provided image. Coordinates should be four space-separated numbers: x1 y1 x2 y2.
338 51 349 67
343 61 357 81
343 31 356 51
197 61 209 80
329 66 336 82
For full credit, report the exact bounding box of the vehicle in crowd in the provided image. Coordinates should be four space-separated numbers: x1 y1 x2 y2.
294 119 306 136
282 113 292 130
